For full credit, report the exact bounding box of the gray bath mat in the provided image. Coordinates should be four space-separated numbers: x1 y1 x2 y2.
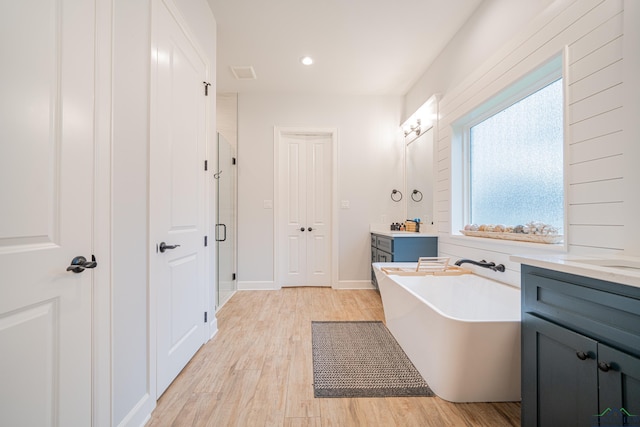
311 321 434 398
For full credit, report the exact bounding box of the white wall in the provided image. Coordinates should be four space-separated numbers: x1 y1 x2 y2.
404 0 639 286
403 0 554 123
111 1 151 424
111 0 216 425
217 93 238 148
237 94 404 289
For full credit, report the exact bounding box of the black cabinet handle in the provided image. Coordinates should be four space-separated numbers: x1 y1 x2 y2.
308 227 313 232
300 227 305 232
576 351 589 360
598 362 611 372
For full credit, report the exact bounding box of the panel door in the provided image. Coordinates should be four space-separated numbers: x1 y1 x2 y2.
278 133 332 287
304 136 332 286
0 0 95 425
598 343 640 421
522 313 598 427
151 0 208 396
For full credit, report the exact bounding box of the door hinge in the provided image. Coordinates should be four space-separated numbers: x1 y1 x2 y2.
232 273 236 281
204 311 208 323
204 235 208 247
204 160 208 171
232 157 237 165
203 81 211 96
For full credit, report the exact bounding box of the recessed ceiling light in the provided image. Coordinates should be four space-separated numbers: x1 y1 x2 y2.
300 56 313 66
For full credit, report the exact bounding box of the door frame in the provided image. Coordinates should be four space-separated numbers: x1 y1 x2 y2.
273 127 338 289
93 0 113 424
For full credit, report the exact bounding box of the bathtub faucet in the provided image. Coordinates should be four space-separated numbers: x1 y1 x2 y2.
454 259 506 272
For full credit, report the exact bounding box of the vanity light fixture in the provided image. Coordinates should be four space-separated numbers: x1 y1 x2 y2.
401 95 439 144
300 56 314 65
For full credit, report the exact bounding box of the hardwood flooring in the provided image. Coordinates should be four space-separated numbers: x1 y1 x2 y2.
147 288 520 426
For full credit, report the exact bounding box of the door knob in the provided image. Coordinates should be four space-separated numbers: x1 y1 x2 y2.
300 227 305 232
67 255 98 273
308 227 313 232
576 351 589 360
159 242 181 253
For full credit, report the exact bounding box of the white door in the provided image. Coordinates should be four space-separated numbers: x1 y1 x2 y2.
151 0 208 396
278 133 332 287
0 0 95 426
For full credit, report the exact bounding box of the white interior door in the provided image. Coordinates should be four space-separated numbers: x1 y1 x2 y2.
151 0 208 396
278 133 332 287
0 0 95 425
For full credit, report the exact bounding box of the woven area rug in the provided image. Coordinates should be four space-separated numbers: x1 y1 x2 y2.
311 321 434 398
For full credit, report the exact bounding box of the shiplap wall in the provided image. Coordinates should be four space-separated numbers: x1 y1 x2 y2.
432 0 631 286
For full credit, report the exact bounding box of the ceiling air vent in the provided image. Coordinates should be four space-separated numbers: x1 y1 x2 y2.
230 66 257 80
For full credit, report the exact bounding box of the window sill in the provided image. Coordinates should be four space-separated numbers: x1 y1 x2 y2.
448 233 568 254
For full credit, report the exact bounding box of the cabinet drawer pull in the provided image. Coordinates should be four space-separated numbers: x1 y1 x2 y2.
576 351 589 360
598 361 611 372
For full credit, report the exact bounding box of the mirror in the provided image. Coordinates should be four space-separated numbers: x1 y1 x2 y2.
405 127 434 227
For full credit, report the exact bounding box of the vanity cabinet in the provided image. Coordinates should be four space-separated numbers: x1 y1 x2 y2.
521 265 640 427
370 233 437 288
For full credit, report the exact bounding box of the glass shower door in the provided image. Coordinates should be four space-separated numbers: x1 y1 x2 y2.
216 133 237 308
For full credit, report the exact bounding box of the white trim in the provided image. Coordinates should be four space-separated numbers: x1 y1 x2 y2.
208 317 218 340
237 281 277 290
273 127 339 289
622 0 640 255
334 280 375 290
93 0 113 425
115 393 152 427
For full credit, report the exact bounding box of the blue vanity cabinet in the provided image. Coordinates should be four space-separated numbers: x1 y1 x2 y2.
521 265 640 427
370 233 437 288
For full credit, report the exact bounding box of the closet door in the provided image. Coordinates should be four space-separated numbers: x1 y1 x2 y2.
150 0 208 396
277 132 332 287
0 0 96 425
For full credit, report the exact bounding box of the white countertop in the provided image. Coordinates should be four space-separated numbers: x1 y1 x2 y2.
370 224 437 238
510 253 640 289
371 230 438 238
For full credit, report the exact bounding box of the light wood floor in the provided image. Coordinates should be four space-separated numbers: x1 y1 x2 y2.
147 288 520 426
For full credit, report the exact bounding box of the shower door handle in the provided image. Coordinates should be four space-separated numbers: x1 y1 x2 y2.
215 223 227 242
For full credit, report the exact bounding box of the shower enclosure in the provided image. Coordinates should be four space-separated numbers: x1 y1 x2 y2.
215 133 237 308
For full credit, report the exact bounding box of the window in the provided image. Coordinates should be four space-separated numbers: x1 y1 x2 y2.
470 79 564 231
453 55 565 236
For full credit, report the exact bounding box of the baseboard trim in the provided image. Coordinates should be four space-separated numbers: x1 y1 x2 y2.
237 281 277 290
208 316 218 340
116 392 153 427
334 280 376 290
237 280 376 290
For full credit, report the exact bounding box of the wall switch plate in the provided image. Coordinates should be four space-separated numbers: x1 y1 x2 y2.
263 200 273 209
341 200 350 209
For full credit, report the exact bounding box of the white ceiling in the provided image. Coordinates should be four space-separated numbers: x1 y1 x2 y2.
206 0 482 95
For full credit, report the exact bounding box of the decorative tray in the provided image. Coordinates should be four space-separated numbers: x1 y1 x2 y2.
460 230 563 244
380 257 471 276
380 266 471 276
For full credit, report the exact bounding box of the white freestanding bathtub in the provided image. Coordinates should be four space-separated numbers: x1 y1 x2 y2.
373 262 521 403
